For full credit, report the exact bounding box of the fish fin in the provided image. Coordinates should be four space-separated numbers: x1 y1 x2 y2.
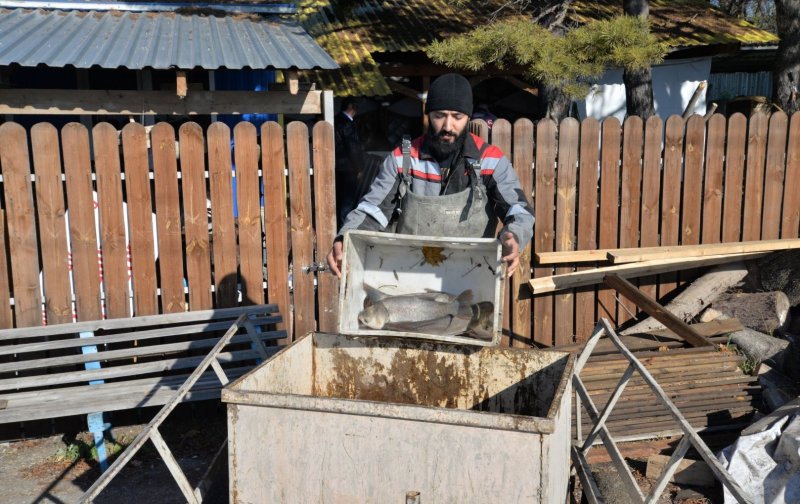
455 289 474 305
362 283 387 302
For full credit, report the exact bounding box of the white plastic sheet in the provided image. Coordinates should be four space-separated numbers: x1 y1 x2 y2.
719 414 800 504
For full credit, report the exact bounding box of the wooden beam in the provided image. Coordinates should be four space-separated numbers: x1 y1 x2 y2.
608 238 800 263
528 252 767 294
176 70 188 99
284 69 299 95
387 80 423 101
536 249 612 264
0 89 323 115
603 275 715 347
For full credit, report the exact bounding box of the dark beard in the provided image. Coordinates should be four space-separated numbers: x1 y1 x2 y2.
426 127 467 161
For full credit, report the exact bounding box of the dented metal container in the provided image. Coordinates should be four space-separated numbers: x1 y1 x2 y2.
338 230 506 346
222 332 574 503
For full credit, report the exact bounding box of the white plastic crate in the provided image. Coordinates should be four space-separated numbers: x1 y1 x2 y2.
338 230 506 346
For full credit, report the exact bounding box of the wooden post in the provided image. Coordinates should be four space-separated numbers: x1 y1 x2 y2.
176 70 188 99
285 69 299 95
603 275 714 347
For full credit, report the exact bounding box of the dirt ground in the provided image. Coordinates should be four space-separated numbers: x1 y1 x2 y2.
0 404 228 504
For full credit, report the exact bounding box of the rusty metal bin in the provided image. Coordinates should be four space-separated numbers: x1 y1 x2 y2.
222 333 574 503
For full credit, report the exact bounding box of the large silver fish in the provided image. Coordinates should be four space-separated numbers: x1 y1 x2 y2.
383 301 495 340
358 284 473 330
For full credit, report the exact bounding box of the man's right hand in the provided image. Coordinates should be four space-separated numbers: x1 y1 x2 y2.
326 240 344 278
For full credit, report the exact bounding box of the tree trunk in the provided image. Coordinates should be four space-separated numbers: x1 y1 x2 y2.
540 82 571 122
622 0 656 120
773 0 800 114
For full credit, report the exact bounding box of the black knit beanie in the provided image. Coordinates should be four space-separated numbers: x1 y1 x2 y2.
426 73 473 116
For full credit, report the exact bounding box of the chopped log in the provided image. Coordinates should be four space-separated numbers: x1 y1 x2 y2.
749 250 800 305
728 328 789 368
604 275 715 347
607 238 800 264
646 454 715 487
712 291 790 334
530 254 763 294
621 262 749 336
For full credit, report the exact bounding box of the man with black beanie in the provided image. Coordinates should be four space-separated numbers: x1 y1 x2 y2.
327 73 535 278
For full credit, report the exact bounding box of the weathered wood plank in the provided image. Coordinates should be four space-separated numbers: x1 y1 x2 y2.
782 112 800 238
179 122 213 310
722 113 747 243
761 111 788 240
680 116 706 286
207 123 238 308
0 123 42 327
555 118 578 345
122 123 158 316
619 116 644 323
93 123 130 320
533 119 557 346
608 238 800 263
597 118 621 325
262 122 291 338
702 114 726 245
312 121 338 333
575 118 600 342
31 123 72 324
639 116 663 301
493 119 513 346
234 122 264 306
0 211 12 328
151 123 186 313
659 116 685 296
742 112 768 241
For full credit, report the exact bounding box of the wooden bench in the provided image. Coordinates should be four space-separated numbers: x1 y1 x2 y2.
0 305 283 426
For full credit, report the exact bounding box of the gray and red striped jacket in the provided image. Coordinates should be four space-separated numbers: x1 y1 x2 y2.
338 133 534 249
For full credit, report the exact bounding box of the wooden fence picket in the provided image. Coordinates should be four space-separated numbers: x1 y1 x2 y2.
151 123 186 313
575 117 600 342
639 116 663 300
762 112 788 240
208 123 238 309
287 122 315 339
722 114 748 243
234 122 265 306
178 123 213 311
492 119 513 345
262 122 291 338
554 118 578 345
702 114 726 245
598 117 621 324
782 113 800 238
659 115 685 297
32 123 72 324
0 210 12 328
742 112 768 241
512 118 534 347
680 115 706 287
93 123 130 319
533 119 557 346
619 116 643 322
0 123 41 327
312 121 338 333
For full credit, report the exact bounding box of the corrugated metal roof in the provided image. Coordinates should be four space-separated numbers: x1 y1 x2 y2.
300 0 779 97
0 7 338 70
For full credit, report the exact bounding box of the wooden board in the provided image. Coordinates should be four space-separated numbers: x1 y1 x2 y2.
639 116 663 301
722 114 747 243
151 123 187 313
574 118 600 342
554 118 578 345
659 115 685 296
701 114 726 245
597 118 621 325
262 122 291 339
761 111 788 240
234 122 265 306
0 123 42 327
122 123 158 316
62 123 102 322
618 116 643 323
529 252 767 294
493 119 513 346
93 123 130 320
287 122 315 339
178 122 213 311
536 249 609 264
680 116 705 286
208 123 238 308
312 121 338 333
512 118 534 346
782 112 800 238
608 238 800 263
533 119 557 346
31 123 72 324
742 112 768 241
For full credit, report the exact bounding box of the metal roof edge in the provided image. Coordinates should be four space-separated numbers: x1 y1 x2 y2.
0 1 297 14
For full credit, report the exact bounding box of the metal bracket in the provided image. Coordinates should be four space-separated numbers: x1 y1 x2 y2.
302 262 330 274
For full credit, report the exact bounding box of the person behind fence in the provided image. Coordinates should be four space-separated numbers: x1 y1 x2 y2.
326 73 534 279
334 96 366 227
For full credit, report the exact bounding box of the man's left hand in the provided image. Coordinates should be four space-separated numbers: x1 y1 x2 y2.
500 232 520 278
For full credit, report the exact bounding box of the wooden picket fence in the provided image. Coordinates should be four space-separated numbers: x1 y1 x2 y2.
0 112 797 347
